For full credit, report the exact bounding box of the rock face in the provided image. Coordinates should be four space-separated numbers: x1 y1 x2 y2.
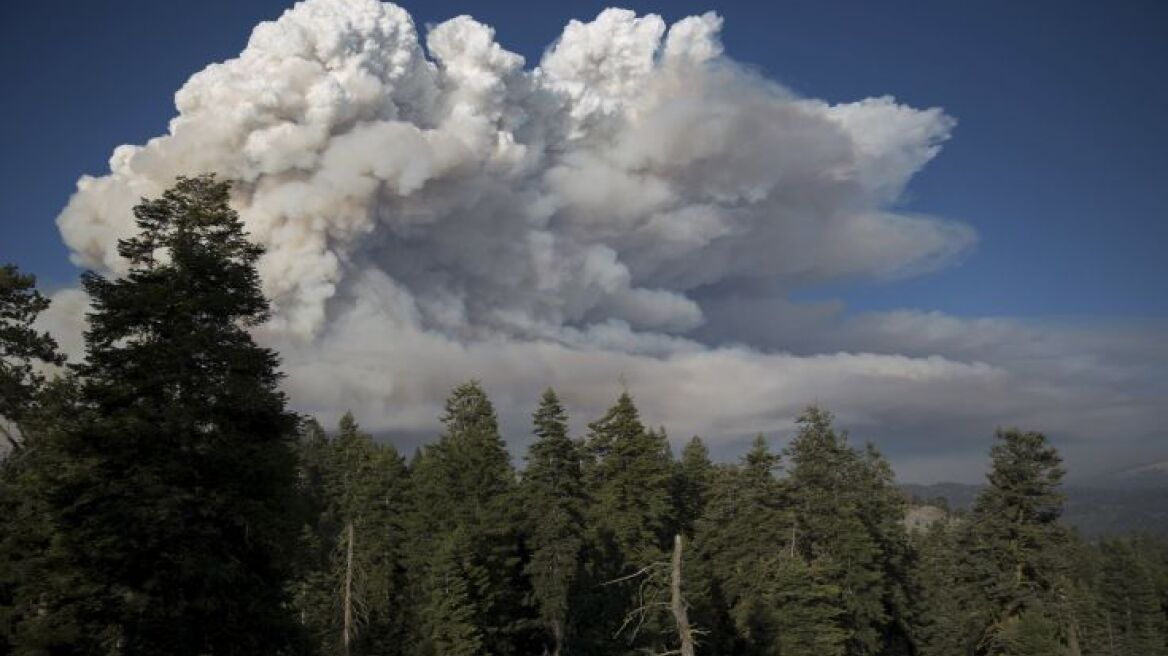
904 504 948 533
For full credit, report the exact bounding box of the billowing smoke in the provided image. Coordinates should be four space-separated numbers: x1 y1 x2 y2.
47 0 1165 480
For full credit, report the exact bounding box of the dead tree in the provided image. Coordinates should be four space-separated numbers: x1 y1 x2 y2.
607 533 701 656
670 534 697 656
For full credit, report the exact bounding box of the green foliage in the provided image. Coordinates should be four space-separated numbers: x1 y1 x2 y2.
0 264 63 447
1095 538 1168 656
965 429 1069 654
785 407 904 655
579 391 675 655
694 436 793 654
407 381 537 656
585 392 674 564
675 436 714 537
522 388 585 656
912 520 975 656
420 530 486 656
984 608 1064 656
292 414 412 655
4 175 306 655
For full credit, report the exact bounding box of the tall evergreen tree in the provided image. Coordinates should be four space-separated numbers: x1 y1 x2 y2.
675 436 714 538
522 389 585 656
578 391 675 655
0 264 66 653
1097 538 1167 656
584 392 674 566
16 175 306 654
855 443 917 655
294 414 411 655
912 520 975 656
0 379 83 654
421 529 486 656
965 428 1068 655
0 264 64 448
407 381 536 656
694 435 848 656
785 407 888 656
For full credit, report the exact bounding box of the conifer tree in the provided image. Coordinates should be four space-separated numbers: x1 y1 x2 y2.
1098 538 1167 656
0 264 64 448
17 175 306 654
421 530 486 656
912 520 974 656
579 391 675 654
407 381 536 656
965 428 1068 655
784 407 887 655
522 389 585 656
0 379 83 653
1060 538 1111 656
585 392 674 566
693 435 847 656
855 443 916 654
675 436 714 538
0 265 66 652
693 435 786 654
294 413 412 655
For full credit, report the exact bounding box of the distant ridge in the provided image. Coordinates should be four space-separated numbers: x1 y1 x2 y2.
902 481 1168 537
1083 458 1168 489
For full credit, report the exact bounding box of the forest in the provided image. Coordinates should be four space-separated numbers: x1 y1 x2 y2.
1 176 1166 656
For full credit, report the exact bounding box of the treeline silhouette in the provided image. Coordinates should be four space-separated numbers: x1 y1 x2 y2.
1 176 1165 656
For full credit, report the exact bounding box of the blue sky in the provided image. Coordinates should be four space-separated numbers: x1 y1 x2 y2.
2 0 1164 317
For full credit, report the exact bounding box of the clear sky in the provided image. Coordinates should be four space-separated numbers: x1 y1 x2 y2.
2 0 1164 316
0 0 1164 482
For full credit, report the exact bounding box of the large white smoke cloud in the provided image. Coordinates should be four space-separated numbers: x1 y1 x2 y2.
48 0 1165 480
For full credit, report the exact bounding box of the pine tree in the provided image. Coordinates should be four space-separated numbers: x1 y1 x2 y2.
1098 538 1167 656
1061 537 1110 656
965 428 1068 655
692 434 847 656
0 264 64 448
407 381 536 656
585 392 674 566
769 556 849 656
913 520 975 656
290 419 339 646
855 443 916 655
294 413 412 656
694 435 786 655
0 379 86 654
784 407 887 655
0 264 66 653
578 391 675 654
422 529 487 656
18 175 306 654
675 436 714 538
522 388 585 656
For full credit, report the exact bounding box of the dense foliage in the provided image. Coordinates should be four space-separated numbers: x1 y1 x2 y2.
2 178 1166 655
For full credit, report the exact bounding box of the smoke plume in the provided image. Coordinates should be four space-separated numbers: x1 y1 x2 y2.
46 0 1165 480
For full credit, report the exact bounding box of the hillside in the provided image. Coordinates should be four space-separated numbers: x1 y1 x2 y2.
903 481 1168 537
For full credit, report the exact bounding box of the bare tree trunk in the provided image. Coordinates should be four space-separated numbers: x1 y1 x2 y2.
1066 616 1082 656
550 618 563 656
671 534 696 656
0 421 22 451
343 522 355 656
